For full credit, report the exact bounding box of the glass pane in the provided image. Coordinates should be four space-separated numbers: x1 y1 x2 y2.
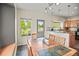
20 18 31 36
38 20 44 32
52 22 61 28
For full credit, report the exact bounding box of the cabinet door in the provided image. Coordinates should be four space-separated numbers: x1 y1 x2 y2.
69 32 75 48
77 20 79 25
64 21 67 27
67 20 71 27
71 20 77 27
64 20 71 27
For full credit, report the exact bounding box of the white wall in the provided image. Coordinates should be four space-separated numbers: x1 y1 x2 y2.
17 8 66 45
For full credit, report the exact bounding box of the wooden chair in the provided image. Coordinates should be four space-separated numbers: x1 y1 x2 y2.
49 34 55 41
0 49 2 55
48 34 55 45
32 32 37 40
48 34 65 46
27 39 33 56
54 36 65 45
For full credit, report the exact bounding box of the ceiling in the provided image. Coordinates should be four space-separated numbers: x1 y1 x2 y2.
15 3 79 17
16 3 48 10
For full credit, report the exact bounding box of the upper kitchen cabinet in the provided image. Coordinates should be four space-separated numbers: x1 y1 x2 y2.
64 19 79 28
70 20 78 27
64 20 71 28
77 20 79 25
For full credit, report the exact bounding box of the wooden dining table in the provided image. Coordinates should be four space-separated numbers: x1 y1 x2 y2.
28 39 77 56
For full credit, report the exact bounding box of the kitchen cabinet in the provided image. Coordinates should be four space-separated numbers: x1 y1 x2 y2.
64 20 71 27
77 20 79 26
64 19 79 48
69 32 76 48
64 20 79 28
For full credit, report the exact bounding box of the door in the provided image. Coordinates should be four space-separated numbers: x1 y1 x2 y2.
37 20 45 38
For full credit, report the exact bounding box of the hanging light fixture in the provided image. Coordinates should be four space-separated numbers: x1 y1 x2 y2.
56 3 60 5
48 3 53 10
48 3 53 6
48 7 52 10
45 3 61 14
67 5 71 7
74 7 78 9
45 10 47 13
45 8 48 13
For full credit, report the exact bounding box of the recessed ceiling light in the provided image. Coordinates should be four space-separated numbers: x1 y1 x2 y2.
45 10 47 13
56 3 60 5
48 3 53 6
58 9 61 11
45 8 48 13
45 8 47 10
74 7 78 9
68 5 71 7
72 12 74 14
49 7 52 10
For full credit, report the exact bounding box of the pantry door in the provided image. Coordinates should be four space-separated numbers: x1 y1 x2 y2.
37 20 45 38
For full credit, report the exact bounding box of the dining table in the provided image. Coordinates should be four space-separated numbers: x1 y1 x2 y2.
28 38 77 56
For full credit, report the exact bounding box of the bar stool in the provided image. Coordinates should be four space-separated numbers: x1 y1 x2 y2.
27 38 33 56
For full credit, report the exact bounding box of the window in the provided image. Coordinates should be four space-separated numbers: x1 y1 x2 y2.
20 18 31 36
37 20 45 38
52 22 61 29
38 20 44 31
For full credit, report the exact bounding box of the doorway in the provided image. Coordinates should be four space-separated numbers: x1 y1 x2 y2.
37 20 45 38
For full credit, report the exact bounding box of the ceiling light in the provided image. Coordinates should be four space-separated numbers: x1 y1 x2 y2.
72 12 74 14
45 8 47 10
45 7 48 13
58 9 61 11
56 3 60 5
68 5 71 7
45 10 47 13
49 7 52 10
74 7 78 9
48 3 53 6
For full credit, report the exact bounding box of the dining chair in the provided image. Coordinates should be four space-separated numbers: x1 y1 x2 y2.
32 32 37 40
54 36 65 45
27 38 33 56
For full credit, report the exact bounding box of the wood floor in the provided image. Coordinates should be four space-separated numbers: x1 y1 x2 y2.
16 45 28 56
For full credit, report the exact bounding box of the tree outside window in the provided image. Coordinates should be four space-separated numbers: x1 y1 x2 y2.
52 22 61 29
20 18 31 36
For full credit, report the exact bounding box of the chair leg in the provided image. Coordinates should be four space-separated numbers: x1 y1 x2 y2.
28 47 33 56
